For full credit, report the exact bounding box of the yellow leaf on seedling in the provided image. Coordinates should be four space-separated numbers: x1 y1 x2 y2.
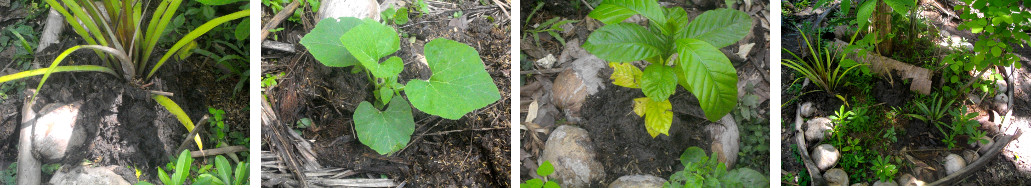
634 97 673 137
609 62 642 88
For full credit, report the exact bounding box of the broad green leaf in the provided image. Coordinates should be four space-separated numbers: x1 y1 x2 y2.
341 20 401 78
883 0 915 15
171 150 193 185
857 0 876 30
679 8 752 49
666 7 691 36
543 181 560 188
609 62 643 88
193 174 225 185
233 161 248 185
840 0 851 16
299 17 363 67
377 87 394 106
157 167 171 185
537 161 554 177
583 23 667 62
633 97 647 117
197 0 245 6
680 146 706 167
522 179 544 188
235 19 249 40
634 97 673 137
587 0 666 25
674 38 738 122
405 38 501 120
640 64 677 101
214 155 232 184
723 168 769 188
395 8 410 25
354 97 415 155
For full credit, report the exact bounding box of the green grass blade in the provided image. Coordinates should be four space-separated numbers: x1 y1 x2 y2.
152 94 203 150
0 65 116 84
9 29 32 53
34 45 130 102
147 9 249 79
141 0 183 74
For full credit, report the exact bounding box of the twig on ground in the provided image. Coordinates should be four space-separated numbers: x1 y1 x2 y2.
191 146 249 158
175 115 209 156
520 68 567 75
262 40 297 53
419 126 508 136
261 0 301 42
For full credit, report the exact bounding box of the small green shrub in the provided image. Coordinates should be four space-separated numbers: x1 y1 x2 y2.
905 93 954 131
782 28 861 101
146 150 249 185
520 161 560 188
300 18 500 155
871 155 897 183
585 0 751 137
665 147 768 187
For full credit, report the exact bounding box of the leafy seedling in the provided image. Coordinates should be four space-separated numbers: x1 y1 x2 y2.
520 161 560 188
585 0 751 137
300 18 500 155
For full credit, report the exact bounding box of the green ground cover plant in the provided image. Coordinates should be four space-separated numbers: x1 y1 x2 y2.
520 161 560 188
300 17 500 155
665 147 767 187
584 0 752 137
142 150 248 185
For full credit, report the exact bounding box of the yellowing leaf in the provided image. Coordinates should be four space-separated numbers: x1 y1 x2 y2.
635 97 673 137
610 62 643 88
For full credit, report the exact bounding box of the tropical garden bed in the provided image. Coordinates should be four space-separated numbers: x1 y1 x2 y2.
781 0 1031 185
518 0 770 187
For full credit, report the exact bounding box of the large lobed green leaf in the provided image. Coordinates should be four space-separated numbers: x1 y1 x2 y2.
405 38 501 120
583 23 667 62
674 38 738 122
340 20 402 79
354 97 415 155
857 0 876 30
640 64 677 101
678 8 752 49
300 17 363 67
588 0 667 25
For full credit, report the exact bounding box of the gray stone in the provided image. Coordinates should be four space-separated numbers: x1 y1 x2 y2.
945 154 966 175
963 150 979 163
557 39 588 65
49 166 130 185
800 102 816 118
541 125 605 188
804 117 832 142
812 144 839 171
874 180 898 186
898 173 925 186
824 168 848 186
607 174 665 188
851 182 868 186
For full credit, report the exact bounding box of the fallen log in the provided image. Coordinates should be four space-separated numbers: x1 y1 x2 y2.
794 101 826 185
930 130 1022 185
831 39 933 95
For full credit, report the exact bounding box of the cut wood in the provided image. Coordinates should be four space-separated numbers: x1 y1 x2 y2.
37 8 63 54
262 40 297 53
832 39 932 94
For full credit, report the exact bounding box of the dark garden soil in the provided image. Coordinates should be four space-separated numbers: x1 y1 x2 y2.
260 1 511 187
781 0 1031 185
518 0 771 185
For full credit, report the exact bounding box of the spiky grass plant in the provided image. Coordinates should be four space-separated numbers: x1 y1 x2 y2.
0 0 249 149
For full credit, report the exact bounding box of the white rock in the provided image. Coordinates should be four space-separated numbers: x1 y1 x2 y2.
536 54 556 69
874 180 898 186
607 174 665 188
945 154 966 175
317 0 380 22
541 125 605 187
851 182 867 186
32 101 86 162
997 79 1008 93
800 102 816 117
812 144 840 171
824 168 848 186
552 69 588 116
49 166 130 185
898 173 925 186
804 117 833 142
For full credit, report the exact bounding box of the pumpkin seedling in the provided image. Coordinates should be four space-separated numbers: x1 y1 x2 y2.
300 18 500 155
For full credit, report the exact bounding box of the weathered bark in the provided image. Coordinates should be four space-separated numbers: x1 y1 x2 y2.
17 90 40 185
873 0 893 54
832 39 932 94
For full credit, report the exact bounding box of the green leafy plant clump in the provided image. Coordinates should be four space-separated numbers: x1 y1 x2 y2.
585 0 752 137
520 161 560 188
300 17 500 155
666 147 768 187
146 150 248 185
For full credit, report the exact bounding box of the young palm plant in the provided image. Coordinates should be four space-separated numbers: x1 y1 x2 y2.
0 0 249 149
782 28 862 102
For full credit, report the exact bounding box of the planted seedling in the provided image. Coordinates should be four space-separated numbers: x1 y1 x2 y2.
665 147 767 187
300 18 500 155
585 0 752 137
520 160 560 188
